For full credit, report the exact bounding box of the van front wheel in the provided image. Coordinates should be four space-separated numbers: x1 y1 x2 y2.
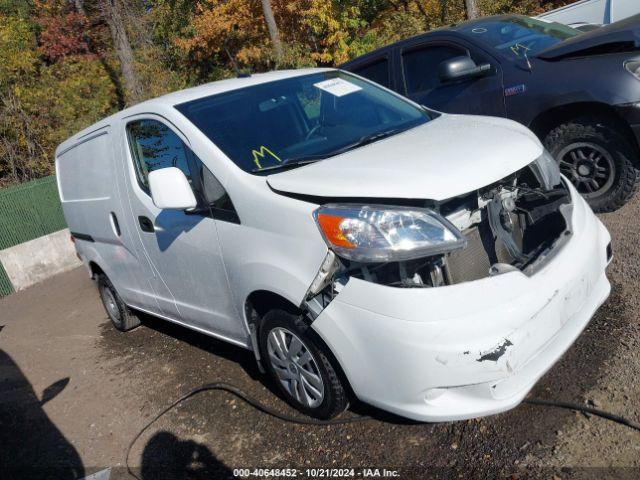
259 309 348 419
97 274 140 331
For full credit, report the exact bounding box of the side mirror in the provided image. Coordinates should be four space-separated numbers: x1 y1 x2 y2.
148 167 197 210
438 56 491 82
40 377 69 406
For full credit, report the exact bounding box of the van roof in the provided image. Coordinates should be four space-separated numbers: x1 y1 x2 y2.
56 67 334 155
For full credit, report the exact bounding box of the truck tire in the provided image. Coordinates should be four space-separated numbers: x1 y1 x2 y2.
543 117 639 213
259 309 348 419
97 274 141 331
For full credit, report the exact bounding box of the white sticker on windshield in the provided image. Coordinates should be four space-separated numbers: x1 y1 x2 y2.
314 78 362 97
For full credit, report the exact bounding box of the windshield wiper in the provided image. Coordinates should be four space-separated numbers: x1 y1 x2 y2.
250 128 405 174
330 127 405 156
251 158 320 173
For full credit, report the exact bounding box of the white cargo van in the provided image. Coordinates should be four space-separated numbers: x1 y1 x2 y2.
56 68 612 421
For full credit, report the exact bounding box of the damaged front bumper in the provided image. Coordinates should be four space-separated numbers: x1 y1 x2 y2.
311 184 611 422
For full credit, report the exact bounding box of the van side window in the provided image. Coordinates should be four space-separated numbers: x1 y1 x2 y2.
126 119 192 194
198 164 240 224
352 58 391 88
126 119 239 222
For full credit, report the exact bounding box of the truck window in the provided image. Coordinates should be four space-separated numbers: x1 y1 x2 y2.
402 45 466 95
352 58 391 88
126 119 193 195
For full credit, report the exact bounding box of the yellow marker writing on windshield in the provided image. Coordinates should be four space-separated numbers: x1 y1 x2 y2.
252 146 282 169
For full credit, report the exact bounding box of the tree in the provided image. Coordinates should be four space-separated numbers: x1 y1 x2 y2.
464 0 477 19
261 0 283 61
0 3 120 186
0 0 576 188
100 0 143 104
36 12 91 62
73 0 86 17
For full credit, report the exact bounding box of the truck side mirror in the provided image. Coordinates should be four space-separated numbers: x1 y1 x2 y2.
148 167 197 210
438 56 491 82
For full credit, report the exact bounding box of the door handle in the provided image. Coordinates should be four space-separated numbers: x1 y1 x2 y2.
138 216 154 233
109 212 121 237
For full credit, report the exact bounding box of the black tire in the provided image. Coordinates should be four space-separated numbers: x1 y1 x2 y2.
259 309 348 419
97 274 141 331
543 116 639 213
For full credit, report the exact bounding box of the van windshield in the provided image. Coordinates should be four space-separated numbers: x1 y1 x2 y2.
175 71 431 174
457 15 580 60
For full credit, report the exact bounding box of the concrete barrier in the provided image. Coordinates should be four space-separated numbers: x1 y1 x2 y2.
0 229 81 292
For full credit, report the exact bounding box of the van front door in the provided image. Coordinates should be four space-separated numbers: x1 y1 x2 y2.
119 116 244 343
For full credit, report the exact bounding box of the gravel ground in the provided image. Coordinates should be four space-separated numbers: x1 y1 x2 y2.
1 194 639 479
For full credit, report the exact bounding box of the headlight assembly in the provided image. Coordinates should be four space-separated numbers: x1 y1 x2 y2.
532 149 561 190
625 60 640 80
314 204 467 262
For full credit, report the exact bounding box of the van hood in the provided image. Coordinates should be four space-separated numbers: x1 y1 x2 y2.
266 114 543 202
537 14 640 60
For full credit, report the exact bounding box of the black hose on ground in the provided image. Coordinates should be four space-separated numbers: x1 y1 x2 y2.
524 397 640 431
125 383 640 479
126 382 369 479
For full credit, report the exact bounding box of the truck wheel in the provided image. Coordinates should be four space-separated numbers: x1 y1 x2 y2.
97 274 141 331
543 117 639 213
259 309 348 419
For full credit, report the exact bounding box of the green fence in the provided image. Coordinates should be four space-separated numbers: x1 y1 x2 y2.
0 176 67 296
0 263 12 298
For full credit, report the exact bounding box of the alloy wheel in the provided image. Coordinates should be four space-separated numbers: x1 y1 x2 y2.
557 142 615 198
266 327 325 408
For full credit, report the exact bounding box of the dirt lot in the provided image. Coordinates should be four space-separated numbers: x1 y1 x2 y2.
1 194 640 480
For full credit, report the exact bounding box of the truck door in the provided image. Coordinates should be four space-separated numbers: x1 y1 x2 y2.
399 39 506 117
118 115 244 341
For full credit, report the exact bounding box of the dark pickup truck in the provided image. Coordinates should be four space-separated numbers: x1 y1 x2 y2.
342 14 640 212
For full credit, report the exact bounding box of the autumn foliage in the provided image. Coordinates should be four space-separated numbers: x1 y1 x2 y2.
37 11 92 62
1 0 566 187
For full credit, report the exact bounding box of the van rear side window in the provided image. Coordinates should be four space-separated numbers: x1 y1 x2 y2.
126 119 193 195
57 132 112 202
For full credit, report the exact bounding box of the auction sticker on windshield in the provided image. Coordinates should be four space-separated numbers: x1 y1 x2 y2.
314 78 362 97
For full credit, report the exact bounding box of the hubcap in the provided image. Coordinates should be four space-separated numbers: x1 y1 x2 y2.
557 142 615 198
266 327 324 408
101 286 120 321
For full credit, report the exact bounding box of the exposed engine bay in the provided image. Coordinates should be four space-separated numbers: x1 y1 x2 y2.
306 160 573 311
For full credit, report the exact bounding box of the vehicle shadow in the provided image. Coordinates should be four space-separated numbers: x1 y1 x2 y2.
154 210 203 252
0 349 85 479
139 431 234 480
132 311 319 416
133 311 262 381
132 311 421 426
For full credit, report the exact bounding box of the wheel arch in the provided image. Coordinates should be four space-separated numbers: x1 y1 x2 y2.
529 102 640 163
244 289 355 400
88 260 105 279
244 290 302 330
